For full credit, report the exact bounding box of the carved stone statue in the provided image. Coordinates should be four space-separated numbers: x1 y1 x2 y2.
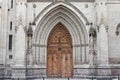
89 27 96 66
26 23 33 65
89 34 94 51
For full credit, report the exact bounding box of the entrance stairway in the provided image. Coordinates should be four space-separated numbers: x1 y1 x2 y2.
34 78 92 80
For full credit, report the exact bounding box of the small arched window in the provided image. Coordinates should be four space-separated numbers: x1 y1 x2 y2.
116 23 120 36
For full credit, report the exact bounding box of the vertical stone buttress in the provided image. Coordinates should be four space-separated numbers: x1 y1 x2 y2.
0 0 2 65
0 0 8 65
12 0 27 78
7 0 16 65
14 0 27 65
95 0 111 75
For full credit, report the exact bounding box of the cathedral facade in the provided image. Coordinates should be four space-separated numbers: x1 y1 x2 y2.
0 0 120 79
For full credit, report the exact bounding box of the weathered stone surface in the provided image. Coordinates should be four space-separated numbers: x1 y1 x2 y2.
0 0 120 79
12 65 26 78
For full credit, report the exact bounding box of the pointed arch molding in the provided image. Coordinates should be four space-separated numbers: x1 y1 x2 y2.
33 3 89 64
34 2 89 25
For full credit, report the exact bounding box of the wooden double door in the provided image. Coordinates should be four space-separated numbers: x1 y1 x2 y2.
47 23 73 78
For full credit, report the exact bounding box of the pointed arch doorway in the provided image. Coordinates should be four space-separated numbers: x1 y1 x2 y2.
47 23 73 78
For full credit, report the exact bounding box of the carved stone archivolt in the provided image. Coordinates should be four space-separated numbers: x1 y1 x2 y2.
33 2 89 64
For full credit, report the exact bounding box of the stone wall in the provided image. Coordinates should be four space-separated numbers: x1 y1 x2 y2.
0 0 120 78
107 1 120 61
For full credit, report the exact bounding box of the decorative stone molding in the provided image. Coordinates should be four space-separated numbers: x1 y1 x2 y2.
97 13 109 33
109 58 120 64
33 2 89 25
15 16 27 33
97 24 108 33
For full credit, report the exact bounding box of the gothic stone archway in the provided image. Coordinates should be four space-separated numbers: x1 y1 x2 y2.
47 23 73 78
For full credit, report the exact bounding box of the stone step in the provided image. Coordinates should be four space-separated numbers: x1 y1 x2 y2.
34 78 95 80
33 78 119 80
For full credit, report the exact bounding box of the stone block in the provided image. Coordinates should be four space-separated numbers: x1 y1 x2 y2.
12 65 26 78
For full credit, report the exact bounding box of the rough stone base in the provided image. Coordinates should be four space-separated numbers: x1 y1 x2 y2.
8 64 118 79
73 64 90 78
97 65 111 76
12 65 26 79
89 65 97 76
33 65 46 78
